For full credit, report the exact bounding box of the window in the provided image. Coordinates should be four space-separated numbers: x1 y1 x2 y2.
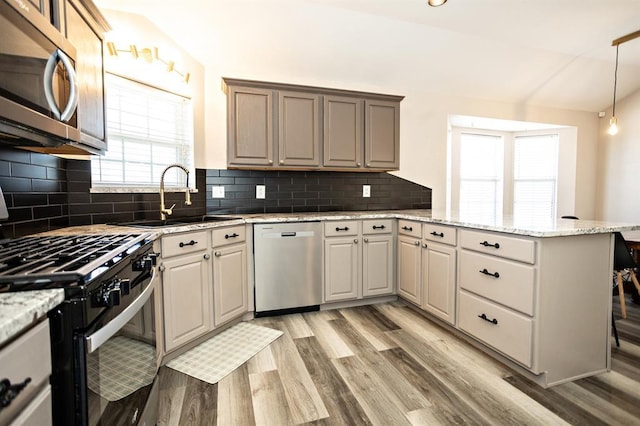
513 134 558 226
91 74 194 189
458 133 504 222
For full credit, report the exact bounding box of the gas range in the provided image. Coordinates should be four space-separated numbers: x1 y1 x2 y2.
0 233 154 293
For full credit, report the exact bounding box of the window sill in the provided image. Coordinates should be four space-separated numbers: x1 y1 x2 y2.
90 187 199 194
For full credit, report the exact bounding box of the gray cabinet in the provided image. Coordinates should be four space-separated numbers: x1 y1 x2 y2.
397 233 422 305
224 78 403 171
64 0 109 153
212 225 248 326
422 241 456 324
278 91 321 167
160 231 212 353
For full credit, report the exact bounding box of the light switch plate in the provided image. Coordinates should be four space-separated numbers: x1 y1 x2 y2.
363 185 371 198
212 186 225 198
256 185 266 199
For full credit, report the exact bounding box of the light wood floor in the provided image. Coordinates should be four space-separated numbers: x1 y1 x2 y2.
158 297 640 425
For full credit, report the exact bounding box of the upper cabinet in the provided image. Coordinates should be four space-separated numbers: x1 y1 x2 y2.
64 0 109 153
223 78 403 171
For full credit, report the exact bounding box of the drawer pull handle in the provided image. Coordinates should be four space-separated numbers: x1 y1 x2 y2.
0 377 31 408
430 231 444 237
480 241 500 249
402 226 413 231
478 313 498 325
372 225 386 230
225 233 239 239
479 268 500 278
179 240 198 248
336 227 350 231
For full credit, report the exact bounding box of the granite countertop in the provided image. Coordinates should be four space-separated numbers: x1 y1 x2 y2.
0 289 65 347
37 210 640 239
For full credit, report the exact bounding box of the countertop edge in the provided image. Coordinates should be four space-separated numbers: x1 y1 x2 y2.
0 289 65 347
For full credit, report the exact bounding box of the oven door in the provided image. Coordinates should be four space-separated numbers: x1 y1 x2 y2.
80 269 159 426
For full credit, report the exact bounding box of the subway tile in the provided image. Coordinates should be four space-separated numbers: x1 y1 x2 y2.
11 163 47 179
13 193 48 207
0 177 31 192
7 207 32 222
0 149 30 164
34 205 63 219
0 161 9 176
32 179 61 192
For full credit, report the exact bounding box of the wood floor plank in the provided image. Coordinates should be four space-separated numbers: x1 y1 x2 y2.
282 313 314 339
381 347 490 425
331 355 412 425
217 363 256 426
249 370 293 426
247 345 277 374
329 317 433 412
302 310 354 359
576 373 640 420
387 329 567 425
177 376 217 426
339 307 399 351
266 317 330 424
294 336 372 425
158 366 187 426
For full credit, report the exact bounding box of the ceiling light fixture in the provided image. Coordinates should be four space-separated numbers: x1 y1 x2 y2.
105 41 190 83
428 0 447 6
608 29 640 136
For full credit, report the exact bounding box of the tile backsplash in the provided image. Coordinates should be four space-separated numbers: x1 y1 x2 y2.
0 147 431 238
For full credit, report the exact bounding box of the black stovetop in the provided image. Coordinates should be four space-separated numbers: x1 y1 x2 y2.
0 233 152 290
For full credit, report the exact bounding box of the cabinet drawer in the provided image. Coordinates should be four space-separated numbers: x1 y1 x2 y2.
423 224 456 246
212 225 246 247
325 221 358 237
459 229 535 264
0 321 51 426
459 290 533 367
398 220 421 238
9 385 51 426
362 219 393 235
459 251 535 315
162 231 208 257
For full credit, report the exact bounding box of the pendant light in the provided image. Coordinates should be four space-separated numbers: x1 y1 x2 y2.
428 0 447 6
608 44 619 136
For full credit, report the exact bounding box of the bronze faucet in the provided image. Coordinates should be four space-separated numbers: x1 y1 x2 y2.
160 164 192 220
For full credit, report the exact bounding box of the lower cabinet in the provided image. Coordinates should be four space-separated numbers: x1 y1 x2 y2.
324 219 394 302
212 226 248 326
397 220 457 325
162 250 213 353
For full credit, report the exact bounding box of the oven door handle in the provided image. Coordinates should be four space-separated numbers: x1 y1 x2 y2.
86 268 157 354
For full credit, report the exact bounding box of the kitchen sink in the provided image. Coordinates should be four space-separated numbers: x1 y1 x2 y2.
119 215 241 228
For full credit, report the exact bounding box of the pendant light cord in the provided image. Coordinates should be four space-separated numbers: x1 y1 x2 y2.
612 44 619 117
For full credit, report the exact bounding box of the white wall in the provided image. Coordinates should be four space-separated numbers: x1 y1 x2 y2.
596 89 640 222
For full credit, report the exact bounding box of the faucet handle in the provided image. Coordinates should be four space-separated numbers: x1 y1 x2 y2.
166 203 176 215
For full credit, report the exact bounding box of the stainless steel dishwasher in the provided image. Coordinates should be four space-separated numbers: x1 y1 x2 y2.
253 222 322 316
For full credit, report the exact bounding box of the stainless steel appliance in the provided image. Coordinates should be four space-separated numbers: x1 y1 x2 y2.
0 233 160 426
253 222 322 316
0 0 81 149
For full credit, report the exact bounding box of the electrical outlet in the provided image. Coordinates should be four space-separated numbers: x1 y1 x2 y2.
363 185 371 198
256 185 266 199
211 186 225 198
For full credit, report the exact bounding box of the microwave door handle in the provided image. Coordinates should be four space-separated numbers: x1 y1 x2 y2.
43 50 62 120
57 50 79 123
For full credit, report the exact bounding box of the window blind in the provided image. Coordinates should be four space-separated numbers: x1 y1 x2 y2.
513 134 558 225
91 74 194 188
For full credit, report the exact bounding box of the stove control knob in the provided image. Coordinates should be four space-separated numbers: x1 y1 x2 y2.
120 278 131 295
96 288 120 308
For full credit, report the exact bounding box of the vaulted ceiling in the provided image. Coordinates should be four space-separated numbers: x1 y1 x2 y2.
96 0 640 113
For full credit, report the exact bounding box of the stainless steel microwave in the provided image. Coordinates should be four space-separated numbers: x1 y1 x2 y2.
0 0 81 148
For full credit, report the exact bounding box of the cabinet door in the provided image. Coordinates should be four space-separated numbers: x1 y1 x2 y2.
324 237 360 302
323 95 363 168
228 86 274 166
364 99 400 170
213 244 248 326
65 0 107 152
278 91 321 167
363 234 394 297
423 242 456 325
162 252 212 352
397 235 421 305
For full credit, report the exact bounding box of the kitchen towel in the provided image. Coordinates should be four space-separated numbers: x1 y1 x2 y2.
87 335 157 401
166 321 283 384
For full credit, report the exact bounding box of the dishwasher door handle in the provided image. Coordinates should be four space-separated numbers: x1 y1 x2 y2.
281 232 297 237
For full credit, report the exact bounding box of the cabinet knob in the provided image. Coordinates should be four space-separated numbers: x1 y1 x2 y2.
354 239 358 244
279 160 284 165
414 241 420 246
356 162 362 167
366 163 371 167
159 264 166 272
215 251 222 257
268 160 273 165
364 238 369 243
422 243 428 248
203 253 211 260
